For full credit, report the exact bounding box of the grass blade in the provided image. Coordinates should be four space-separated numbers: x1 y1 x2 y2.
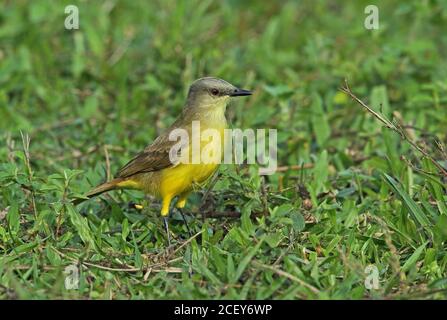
383 174 431 228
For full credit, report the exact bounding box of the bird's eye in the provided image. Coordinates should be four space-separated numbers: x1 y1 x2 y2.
210 88 219 96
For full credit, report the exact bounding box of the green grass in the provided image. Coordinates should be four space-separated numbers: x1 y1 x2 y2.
1 0 447 299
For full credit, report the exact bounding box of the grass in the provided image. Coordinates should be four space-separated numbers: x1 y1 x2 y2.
1 0 447 299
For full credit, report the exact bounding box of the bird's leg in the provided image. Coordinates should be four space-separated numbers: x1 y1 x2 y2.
176 208 193 278
163 216 171 248
175 192 192 238
177 208 192 238
161 196 174 249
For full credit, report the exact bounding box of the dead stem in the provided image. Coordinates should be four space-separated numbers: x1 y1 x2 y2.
340 80 447 178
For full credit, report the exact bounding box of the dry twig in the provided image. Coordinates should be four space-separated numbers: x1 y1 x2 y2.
340 80 447 178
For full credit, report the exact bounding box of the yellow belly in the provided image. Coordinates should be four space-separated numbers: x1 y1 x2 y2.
160 162 219 197
159 125 224 215
121 123 225 216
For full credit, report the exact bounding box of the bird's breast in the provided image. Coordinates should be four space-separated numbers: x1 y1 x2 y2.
159 124 225 198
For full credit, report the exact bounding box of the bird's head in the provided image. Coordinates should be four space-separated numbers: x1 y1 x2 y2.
185 77 252 109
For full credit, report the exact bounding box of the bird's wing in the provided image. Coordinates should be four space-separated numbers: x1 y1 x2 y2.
116 129 188 179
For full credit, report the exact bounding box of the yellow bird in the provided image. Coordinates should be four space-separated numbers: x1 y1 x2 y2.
74 77 252 244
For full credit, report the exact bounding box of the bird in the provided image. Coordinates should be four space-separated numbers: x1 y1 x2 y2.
74 77 252 245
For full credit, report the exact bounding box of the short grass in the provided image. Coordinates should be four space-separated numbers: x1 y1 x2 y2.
1 0 447 299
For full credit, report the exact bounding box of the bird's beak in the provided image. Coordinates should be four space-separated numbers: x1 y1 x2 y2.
229 88 252 97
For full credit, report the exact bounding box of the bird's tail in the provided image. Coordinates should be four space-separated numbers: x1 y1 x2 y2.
72 178 124 205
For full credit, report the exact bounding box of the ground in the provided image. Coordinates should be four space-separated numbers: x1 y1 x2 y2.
1 1 447 299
